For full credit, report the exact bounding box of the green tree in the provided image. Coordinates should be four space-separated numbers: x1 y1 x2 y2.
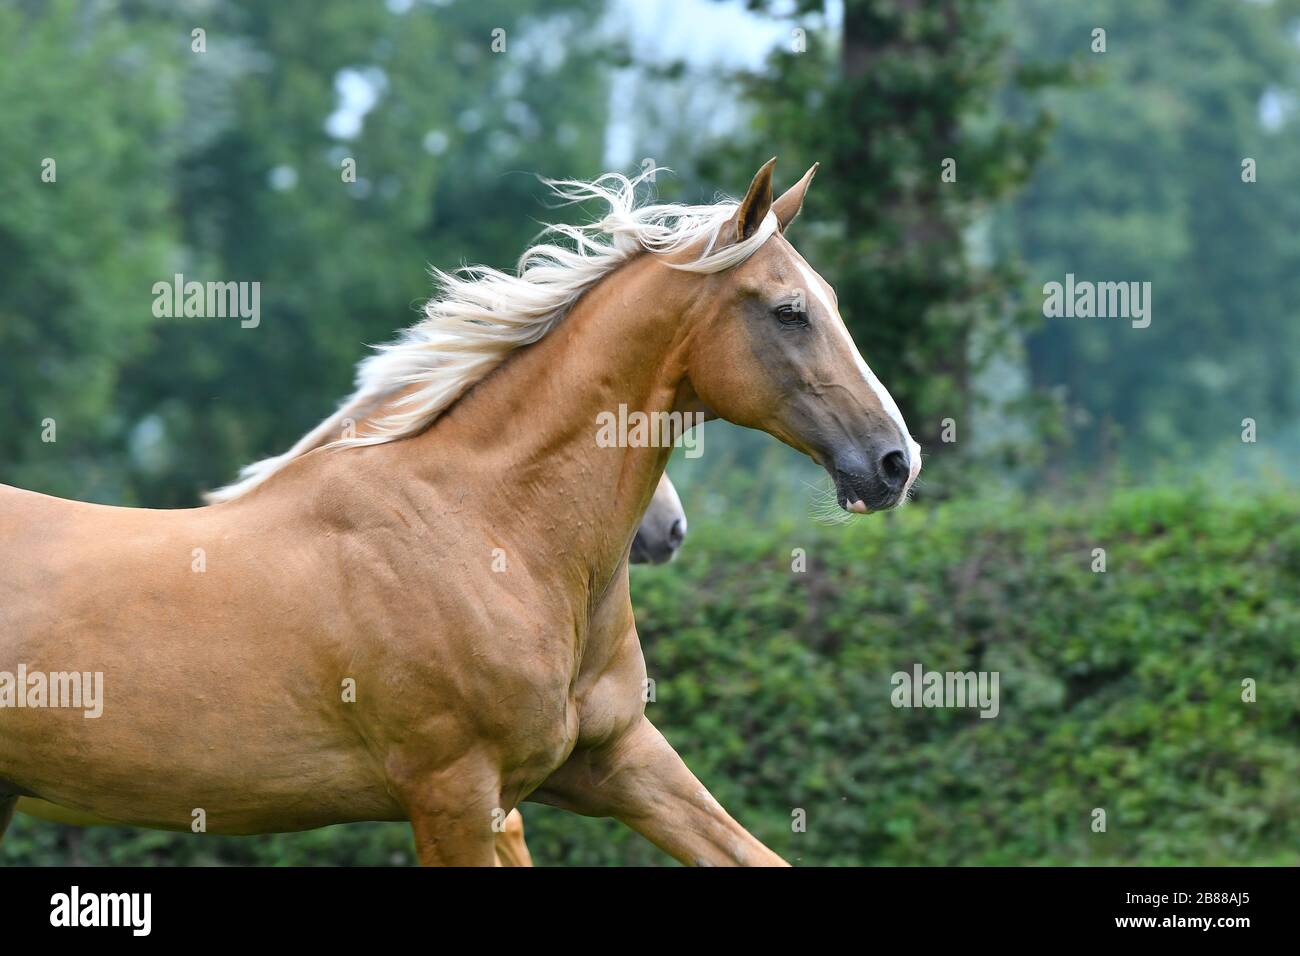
0 0 184 501
0 0 610 506
999 0 1300 463
114 0 611 505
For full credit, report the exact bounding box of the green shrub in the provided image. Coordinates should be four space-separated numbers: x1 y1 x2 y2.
5 485 1297 865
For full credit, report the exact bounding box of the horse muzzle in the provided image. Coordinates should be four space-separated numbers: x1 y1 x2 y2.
630 518 686 564
830 441 916 514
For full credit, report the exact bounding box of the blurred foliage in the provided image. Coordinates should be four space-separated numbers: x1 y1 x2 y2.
2 0 609 506
998 0 1300 464
4 0 1297 497
6 483 1297 865
0 0 184 502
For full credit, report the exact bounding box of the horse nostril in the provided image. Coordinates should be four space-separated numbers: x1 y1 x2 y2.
668 519 686 548
878 449 910 491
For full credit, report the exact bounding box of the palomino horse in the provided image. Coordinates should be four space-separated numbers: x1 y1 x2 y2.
7 472 687 866
0 159 919 865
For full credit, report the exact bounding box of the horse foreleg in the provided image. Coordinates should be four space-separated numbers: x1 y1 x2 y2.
390 754 501 867
533 716 788 867
493 808 533 867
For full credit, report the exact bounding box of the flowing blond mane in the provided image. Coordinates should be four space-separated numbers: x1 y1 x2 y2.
206 169 778 503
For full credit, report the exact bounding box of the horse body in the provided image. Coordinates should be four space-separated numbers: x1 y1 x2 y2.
1 161 919 864
1 273 661 836
9 472 686 867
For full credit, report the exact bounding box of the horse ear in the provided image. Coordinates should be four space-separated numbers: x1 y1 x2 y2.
730 157 777 243
772 162 819 232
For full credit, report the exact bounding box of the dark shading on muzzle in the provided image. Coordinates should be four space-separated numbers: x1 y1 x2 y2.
831 439 911 512
631 517 685 565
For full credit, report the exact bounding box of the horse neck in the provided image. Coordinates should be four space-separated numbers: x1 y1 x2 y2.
395 253 698 582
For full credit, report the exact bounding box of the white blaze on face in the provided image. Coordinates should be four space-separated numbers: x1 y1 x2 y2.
794 259 922 488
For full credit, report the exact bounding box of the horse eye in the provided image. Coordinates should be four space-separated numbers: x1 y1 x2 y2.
774 304 808 327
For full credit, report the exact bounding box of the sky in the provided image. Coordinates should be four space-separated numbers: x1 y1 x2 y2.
604 0 841 165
